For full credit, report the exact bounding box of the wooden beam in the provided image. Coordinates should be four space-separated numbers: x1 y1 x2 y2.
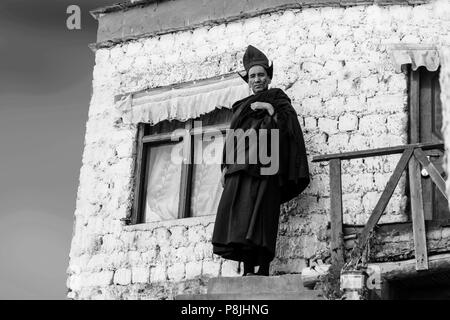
376 253 450 281
142 124 229 143
142 131 186 144
301 253 450 288
408 156 429 271
350 148 414 264
414 148 448 200
329 159 344 267
343 219 450 233
312 142 443 162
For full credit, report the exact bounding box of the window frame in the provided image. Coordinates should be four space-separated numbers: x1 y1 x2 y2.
129 116 230 225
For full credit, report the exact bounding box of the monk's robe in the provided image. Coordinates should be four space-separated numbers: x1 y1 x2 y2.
212 88 310 265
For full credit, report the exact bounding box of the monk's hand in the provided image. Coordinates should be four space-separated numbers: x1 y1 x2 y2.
250 102 275 116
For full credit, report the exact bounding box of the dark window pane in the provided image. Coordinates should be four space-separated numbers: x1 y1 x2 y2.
146 119 186 135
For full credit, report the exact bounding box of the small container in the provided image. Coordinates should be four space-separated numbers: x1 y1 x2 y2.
340 269 368 300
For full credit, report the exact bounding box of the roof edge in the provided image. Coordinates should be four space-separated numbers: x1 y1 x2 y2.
90 0 431 19
90 0 162 19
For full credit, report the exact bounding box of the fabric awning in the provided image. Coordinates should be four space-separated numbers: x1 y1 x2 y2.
388 44 440 73
115 74 250 125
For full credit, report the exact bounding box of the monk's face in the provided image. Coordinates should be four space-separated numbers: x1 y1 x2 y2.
248 65 271 94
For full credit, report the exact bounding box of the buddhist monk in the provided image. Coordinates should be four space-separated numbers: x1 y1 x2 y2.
212 45 310 276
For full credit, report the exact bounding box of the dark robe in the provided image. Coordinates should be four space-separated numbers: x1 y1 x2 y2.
212 88 310 265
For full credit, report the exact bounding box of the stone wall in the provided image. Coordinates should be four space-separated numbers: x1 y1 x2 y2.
68 0 450 299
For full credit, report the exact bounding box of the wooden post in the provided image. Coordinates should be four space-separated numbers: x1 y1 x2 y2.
409 68 420 144
329 159 344 267
409 69 434 220
409 155 429 271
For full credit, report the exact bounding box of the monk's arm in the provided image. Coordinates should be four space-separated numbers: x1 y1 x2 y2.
250 102 277 123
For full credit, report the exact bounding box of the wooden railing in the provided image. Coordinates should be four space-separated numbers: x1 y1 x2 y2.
312 142 447 271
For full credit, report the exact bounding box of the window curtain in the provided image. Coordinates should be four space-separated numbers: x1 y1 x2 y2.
191 135 224 217
144 142 183 222
115 74 250 125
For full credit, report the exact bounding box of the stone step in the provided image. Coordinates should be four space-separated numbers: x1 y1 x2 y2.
174 274 325 300
175 291 324 300
207 274 310 294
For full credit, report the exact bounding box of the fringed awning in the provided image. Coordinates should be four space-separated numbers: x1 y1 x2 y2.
388 44 440 73
116 74 250 125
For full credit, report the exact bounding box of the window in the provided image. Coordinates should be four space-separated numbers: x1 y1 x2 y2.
409 65 448 221
129 107 233 224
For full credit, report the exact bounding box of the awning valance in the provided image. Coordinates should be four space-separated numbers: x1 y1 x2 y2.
115 75 250 125
388 44 440 73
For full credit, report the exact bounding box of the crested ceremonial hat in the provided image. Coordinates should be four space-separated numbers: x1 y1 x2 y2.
239 45 273 82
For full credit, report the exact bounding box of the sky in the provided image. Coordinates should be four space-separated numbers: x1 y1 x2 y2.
0 0 116 299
